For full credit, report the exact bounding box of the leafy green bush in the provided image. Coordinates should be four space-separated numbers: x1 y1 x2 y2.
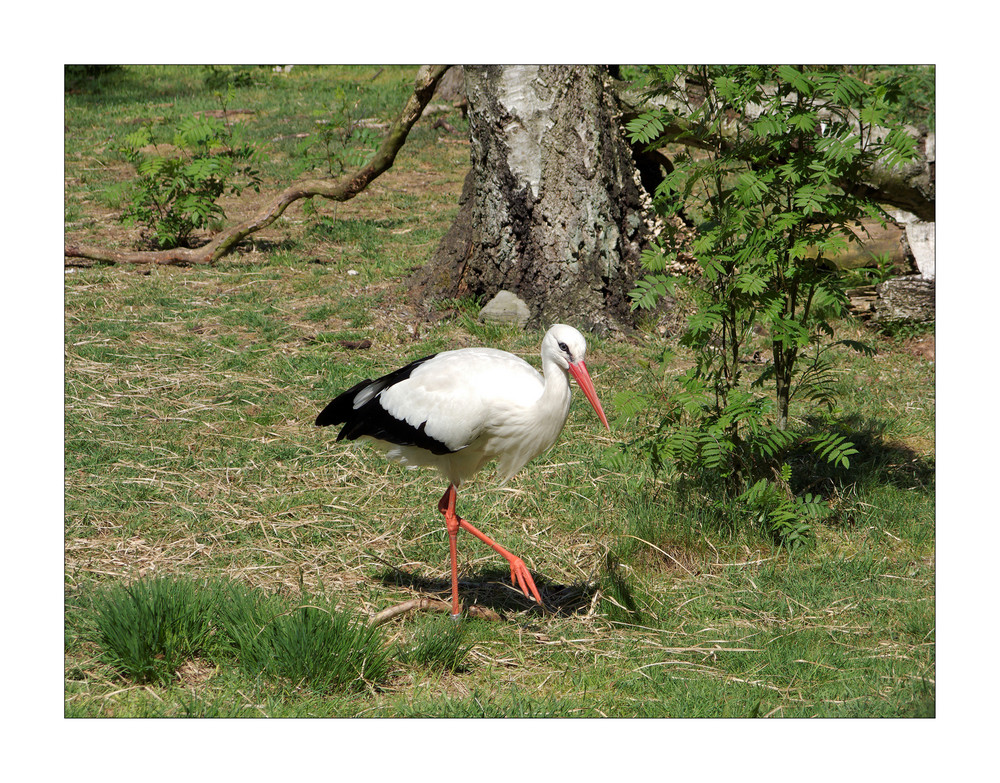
854 65 935 131
118 91 261 249
624 65 918 547
737 471 831 549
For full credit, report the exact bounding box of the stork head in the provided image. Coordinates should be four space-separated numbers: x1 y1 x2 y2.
543 324 610 431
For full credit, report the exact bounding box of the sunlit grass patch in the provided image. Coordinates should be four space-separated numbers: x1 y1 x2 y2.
396 615 473 673
216 585 393 693
91 577 218 685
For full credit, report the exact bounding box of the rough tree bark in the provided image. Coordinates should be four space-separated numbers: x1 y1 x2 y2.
874 276 935 324
65 65 450 267
411 65 654 333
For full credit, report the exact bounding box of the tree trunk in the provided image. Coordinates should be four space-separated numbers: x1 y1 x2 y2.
411 65 653 333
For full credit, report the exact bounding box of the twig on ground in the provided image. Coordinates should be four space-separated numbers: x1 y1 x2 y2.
370 598 500 626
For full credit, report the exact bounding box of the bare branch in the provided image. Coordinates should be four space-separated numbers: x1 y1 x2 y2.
371 598 452 626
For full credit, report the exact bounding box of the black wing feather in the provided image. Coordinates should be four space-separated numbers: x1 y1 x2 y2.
315 354 455 455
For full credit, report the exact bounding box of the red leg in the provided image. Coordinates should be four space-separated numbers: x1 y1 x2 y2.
438 485 462 616
437 484 543 610
458 517 543 606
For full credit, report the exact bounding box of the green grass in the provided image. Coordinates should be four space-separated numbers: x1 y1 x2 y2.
214 583 393 693
64 65 934 719
396 614 474 672
89 576 219 685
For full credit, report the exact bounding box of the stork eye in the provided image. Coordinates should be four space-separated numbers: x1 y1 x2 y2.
558 341 570 354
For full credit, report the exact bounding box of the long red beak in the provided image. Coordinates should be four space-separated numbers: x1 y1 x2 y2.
568 360 610 431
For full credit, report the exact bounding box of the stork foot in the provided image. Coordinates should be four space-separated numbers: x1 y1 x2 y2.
458 517 544 607
503 553 543 606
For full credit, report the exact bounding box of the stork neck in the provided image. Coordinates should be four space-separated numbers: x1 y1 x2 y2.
540 353 572 408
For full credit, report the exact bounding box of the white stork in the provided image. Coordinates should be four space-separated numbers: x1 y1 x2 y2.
315 323 610 616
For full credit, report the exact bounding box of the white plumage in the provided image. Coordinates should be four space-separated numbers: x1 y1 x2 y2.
316 324 609 615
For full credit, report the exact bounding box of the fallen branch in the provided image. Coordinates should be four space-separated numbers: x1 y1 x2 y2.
65 65 451 267
370 597 500 626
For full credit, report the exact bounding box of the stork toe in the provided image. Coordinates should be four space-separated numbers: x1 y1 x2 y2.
506 554 543 605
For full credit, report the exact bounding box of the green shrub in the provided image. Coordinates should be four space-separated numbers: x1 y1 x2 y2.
118 89 261 249
624 65 918 548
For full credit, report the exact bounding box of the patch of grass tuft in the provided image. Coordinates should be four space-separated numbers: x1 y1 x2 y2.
397 615 473 672
91 577 218 685
215 586 392 693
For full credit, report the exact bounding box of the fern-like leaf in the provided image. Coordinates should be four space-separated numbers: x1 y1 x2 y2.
809 432 859 469
626 112 666 145
629 274 676 311
835 339 877 357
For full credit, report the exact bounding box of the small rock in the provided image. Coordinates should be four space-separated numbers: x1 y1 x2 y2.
478 290 531 328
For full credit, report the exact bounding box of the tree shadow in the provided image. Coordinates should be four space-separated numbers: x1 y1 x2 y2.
241 238 299 253
792 413 935 496
374 565 598 618
64 66 130 102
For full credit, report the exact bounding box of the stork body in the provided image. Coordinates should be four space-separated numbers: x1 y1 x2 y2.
316 324 609 615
